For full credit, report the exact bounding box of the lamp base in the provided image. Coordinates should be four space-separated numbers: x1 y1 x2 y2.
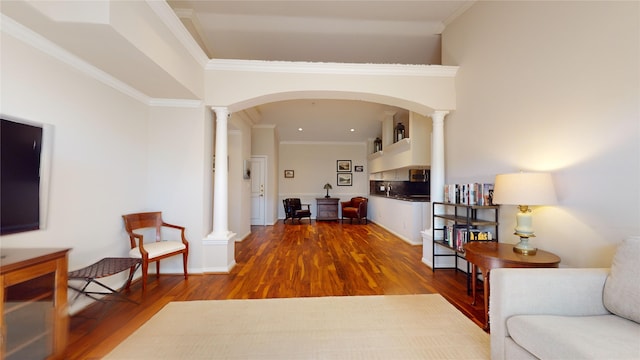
513 234 537 255
324 195 330 198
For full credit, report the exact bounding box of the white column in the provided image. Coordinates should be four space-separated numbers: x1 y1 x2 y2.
422 110 449 268
203 106 236 273
212 106 230 237
430 111 448 207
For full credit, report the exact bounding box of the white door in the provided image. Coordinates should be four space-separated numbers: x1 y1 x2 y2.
250 156 266 225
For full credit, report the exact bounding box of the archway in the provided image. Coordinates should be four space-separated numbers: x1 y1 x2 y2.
203 60 457 272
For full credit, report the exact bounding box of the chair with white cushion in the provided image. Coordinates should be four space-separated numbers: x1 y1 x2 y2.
122 212 189 290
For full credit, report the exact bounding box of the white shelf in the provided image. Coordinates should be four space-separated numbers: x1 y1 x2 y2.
384 138 411 154
367 151 383 160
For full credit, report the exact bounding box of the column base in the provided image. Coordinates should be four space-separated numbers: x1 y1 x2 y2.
202 231 236 273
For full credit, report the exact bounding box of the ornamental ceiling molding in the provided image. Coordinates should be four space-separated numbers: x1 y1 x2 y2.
206 59 459 77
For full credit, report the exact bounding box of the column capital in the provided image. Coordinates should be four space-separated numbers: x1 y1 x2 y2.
212 106 230 119
431 110 450 123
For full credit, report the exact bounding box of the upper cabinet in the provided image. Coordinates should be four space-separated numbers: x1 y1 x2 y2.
368 111 432 173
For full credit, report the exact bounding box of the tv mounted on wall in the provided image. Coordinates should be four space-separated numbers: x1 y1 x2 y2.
1 118 51 235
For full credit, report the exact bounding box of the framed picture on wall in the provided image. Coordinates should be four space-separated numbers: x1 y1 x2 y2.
284 170 294 178
337 160 351 172
337 173 352 186
354 165 364 172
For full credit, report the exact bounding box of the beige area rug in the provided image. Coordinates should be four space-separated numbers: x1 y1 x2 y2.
104 294 489 359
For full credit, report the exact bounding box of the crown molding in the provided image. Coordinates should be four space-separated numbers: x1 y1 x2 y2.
207 59 458 77
3 15 207 108
2 14 151 105
146 0 209 67
280 140 366 146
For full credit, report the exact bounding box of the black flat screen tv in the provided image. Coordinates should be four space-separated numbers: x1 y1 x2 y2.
1 118 43 235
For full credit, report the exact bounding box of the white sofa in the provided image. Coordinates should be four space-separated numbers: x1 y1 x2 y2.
490 236 640 360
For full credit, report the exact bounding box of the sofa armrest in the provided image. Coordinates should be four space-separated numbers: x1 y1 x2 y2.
490 267 610 360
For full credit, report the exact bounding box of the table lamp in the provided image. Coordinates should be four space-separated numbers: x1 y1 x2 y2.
492 172 557 255
323 183 333 198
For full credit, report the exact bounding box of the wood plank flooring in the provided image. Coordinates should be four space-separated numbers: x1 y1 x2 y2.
66 220 486 359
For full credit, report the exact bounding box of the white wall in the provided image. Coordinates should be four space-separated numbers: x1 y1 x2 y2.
442 1 640 267
228 114 253 241
146 105 209 272
278 142 368 219
0 30 148 305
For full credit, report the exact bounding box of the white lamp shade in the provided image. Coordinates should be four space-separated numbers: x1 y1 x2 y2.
493 172 557 206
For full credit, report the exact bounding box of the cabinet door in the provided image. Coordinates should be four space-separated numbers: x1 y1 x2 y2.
3 272 55 359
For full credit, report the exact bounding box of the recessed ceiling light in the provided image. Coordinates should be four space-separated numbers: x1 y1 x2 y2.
350 128 355 132
298 128 303 132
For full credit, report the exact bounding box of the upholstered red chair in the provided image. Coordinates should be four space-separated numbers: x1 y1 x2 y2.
122 212 189 290
341 197 368 224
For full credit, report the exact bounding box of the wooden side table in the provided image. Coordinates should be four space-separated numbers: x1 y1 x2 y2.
316 198 339 221
463 242 560 330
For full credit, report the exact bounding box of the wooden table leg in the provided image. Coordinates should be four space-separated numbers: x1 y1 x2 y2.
470 263 477 305
481 268 490 330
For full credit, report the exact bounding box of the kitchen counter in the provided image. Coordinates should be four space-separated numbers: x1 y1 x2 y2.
367 196 431 245
369 193 431 202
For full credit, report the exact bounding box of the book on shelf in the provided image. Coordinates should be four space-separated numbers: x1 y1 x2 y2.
442 225 493 251
444 183 494 206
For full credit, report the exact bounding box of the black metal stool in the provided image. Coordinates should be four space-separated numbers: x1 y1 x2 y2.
68 257 141 304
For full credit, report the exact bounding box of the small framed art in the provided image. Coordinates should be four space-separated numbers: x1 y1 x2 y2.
337 160 351 172
354 165 364 172
284 170 294 178
337 173 352 186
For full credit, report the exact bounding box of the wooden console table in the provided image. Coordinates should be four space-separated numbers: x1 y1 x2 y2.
464 242 560 330
1 248 71 360
316 198 339 221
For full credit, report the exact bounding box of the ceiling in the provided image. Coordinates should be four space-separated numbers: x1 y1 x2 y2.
166 0 474 64
1 1 473 143
167 0 474 142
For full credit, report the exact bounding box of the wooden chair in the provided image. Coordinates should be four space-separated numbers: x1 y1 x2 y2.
341 197 368 224
283 198 312 223
122 212 189 290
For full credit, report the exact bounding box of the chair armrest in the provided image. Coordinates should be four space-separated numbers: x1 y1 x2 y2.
162 222 189 245
129 233 149 256
490 267 610 360
358 200 368 215
340 201 351 208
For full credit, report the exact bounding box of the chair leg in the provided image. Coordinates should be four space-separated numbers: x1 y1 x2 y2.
182 252 188 280
141 260 148 291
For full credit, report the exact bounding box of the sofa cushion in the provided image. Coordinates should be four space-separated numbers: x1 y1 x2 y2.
604 236 640 323
507 314 640 359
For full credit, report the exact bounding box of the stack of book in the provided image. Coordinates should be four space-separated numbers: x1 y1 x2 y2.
443 225 493 251
444 183 494 205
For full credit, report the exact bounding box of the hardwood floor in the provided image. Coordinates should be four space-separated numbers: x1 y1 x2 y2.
66 220 486 359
